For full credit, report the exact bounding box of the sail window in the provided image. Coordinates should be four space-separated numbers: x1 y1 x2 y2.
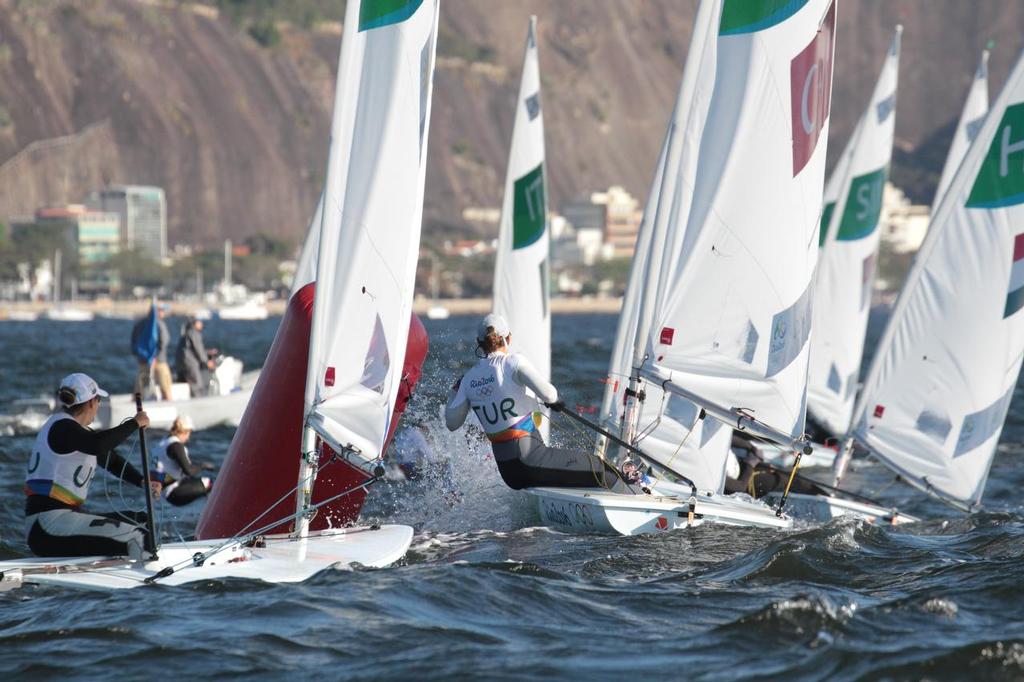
360 314 391 393
525 93 541 121
766 282 812 377
915 410 953 445
826 363 841 394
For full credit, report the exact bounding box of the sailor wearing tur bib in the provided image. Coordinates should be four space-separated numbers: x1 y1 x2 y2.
24 373 157 560
446 314 628 491
156 416 213 506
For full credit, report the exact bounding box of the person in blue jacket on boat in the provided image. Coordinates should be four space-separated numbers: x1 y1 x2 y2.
445 314 630 492
24 373 160 560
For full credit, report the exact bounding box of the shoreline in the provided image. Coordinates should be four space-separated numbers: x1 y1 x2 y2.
0 296 624 318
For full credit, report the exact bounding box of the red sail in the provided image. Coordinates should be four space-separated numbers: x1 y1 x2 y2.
196 283 429 539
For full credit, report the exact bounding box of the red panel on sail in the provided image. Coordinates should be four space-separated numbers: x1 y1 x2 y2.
196 283 429 540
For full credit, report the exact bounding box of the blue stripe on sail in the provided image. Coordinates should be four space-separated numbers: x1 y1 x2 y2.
359 0 425 32
1005 286 1024 319
766 282 813 377
967 190 1024 210
719 0 811 36
954 386 1014 457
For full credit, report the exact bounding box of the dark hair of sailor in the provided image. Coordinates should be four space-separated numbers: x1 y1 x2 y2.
478 327 507 355
58 387 93 416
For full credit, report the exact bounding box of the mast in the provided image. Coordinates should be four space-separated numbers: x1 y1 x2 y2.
53 249 61 304
224 239 232 290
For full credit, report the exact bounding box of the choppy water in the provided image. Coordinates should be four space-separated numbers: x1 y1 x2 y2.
1 312 1023 680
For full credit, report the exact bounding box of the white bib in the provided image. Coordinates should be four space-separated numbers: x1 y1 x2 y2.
458 352 540 436
25 413 98 506
157 435 186 480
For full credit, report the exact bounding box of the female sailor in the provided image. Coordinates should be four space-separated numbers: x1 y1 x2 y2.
24 373 157 560
156 416 214 506
446 314 629 492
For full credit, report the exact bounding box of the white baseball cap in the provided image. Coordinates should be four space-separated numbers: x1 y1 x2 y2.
58 373 109 407
174 415 195 432
477 313 511 342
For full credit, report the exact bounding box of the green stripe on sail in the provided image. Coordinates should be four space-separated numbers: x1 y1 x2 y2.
719 0 811 35
967 103 1024 209
513 163 546 249
837 168 886 241
818 201 836 247
359 0 425 31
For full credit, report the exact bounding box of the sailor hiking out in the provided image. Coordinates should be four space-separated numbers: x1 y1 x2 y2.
446 314 629 492
156 416 214 507
24 373 159 561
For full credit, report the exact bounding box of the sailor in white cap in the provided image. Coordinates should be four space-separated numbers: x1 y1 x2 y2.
23 373 157 560
156 415 214 506
445 314 629 491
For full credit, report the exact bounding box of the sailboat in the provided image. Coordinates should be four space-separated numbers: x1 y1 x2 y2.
492 16 550 436
782 45 1007 523
0 0 441 589
44 249 94 322
530 0 836 535
216 239 270 320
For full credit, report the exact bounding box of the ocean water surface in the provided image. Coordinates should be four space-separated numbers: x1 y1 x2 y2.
0 312 1023 680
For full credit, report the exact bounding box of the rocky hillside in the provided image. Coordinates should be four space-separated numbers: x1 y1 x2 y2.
0 0 1019 249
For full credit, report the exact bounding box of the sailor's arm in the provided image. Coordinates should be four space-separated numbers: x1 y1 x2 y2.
168 441 202 477
48 419 146 487
445 377 470 431
511 355 558 404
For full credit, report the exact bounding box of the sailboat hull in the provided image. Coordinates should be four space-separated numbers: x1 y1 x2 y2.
766 492 918 525
529 487 791 536
0 525 413 591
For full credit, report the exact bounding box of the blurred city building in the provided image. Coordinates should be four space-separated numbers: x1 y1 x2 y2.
86 185 167 261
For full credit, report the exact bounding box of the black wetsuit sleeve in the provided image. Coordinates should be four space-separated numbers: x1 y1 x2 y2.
48 418 138 456
48 418 145 487
167 441 201 477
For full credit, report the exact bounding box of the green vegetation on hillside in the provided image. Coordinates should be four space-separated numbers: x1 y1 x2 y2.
197 0 346 30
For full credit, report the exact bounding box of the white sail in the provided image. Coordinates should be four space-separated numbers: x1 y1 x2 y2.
933 49 990 211
598 78 732 492
638 0 837 456
849 47 1024 510
291 191 323 296
807 27 901 435
493 16 551 434
599 130 669 436
304 0 440 469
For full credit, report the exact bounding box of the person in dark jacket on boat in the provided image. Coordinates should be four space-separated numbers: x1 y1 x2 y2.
132 303 173 400
724 433 828 498
156 416 214 506
175 317 214 397
24 373 160 560
445 314 632 492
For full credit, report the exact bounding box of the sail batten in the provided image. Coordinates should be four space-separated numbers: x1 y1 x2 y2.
850 47 1024 508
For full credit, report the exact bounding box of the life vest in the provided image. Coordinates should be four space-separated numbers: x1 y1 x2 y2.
24 413 97 507
459 352 542 442
156 435 186 481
